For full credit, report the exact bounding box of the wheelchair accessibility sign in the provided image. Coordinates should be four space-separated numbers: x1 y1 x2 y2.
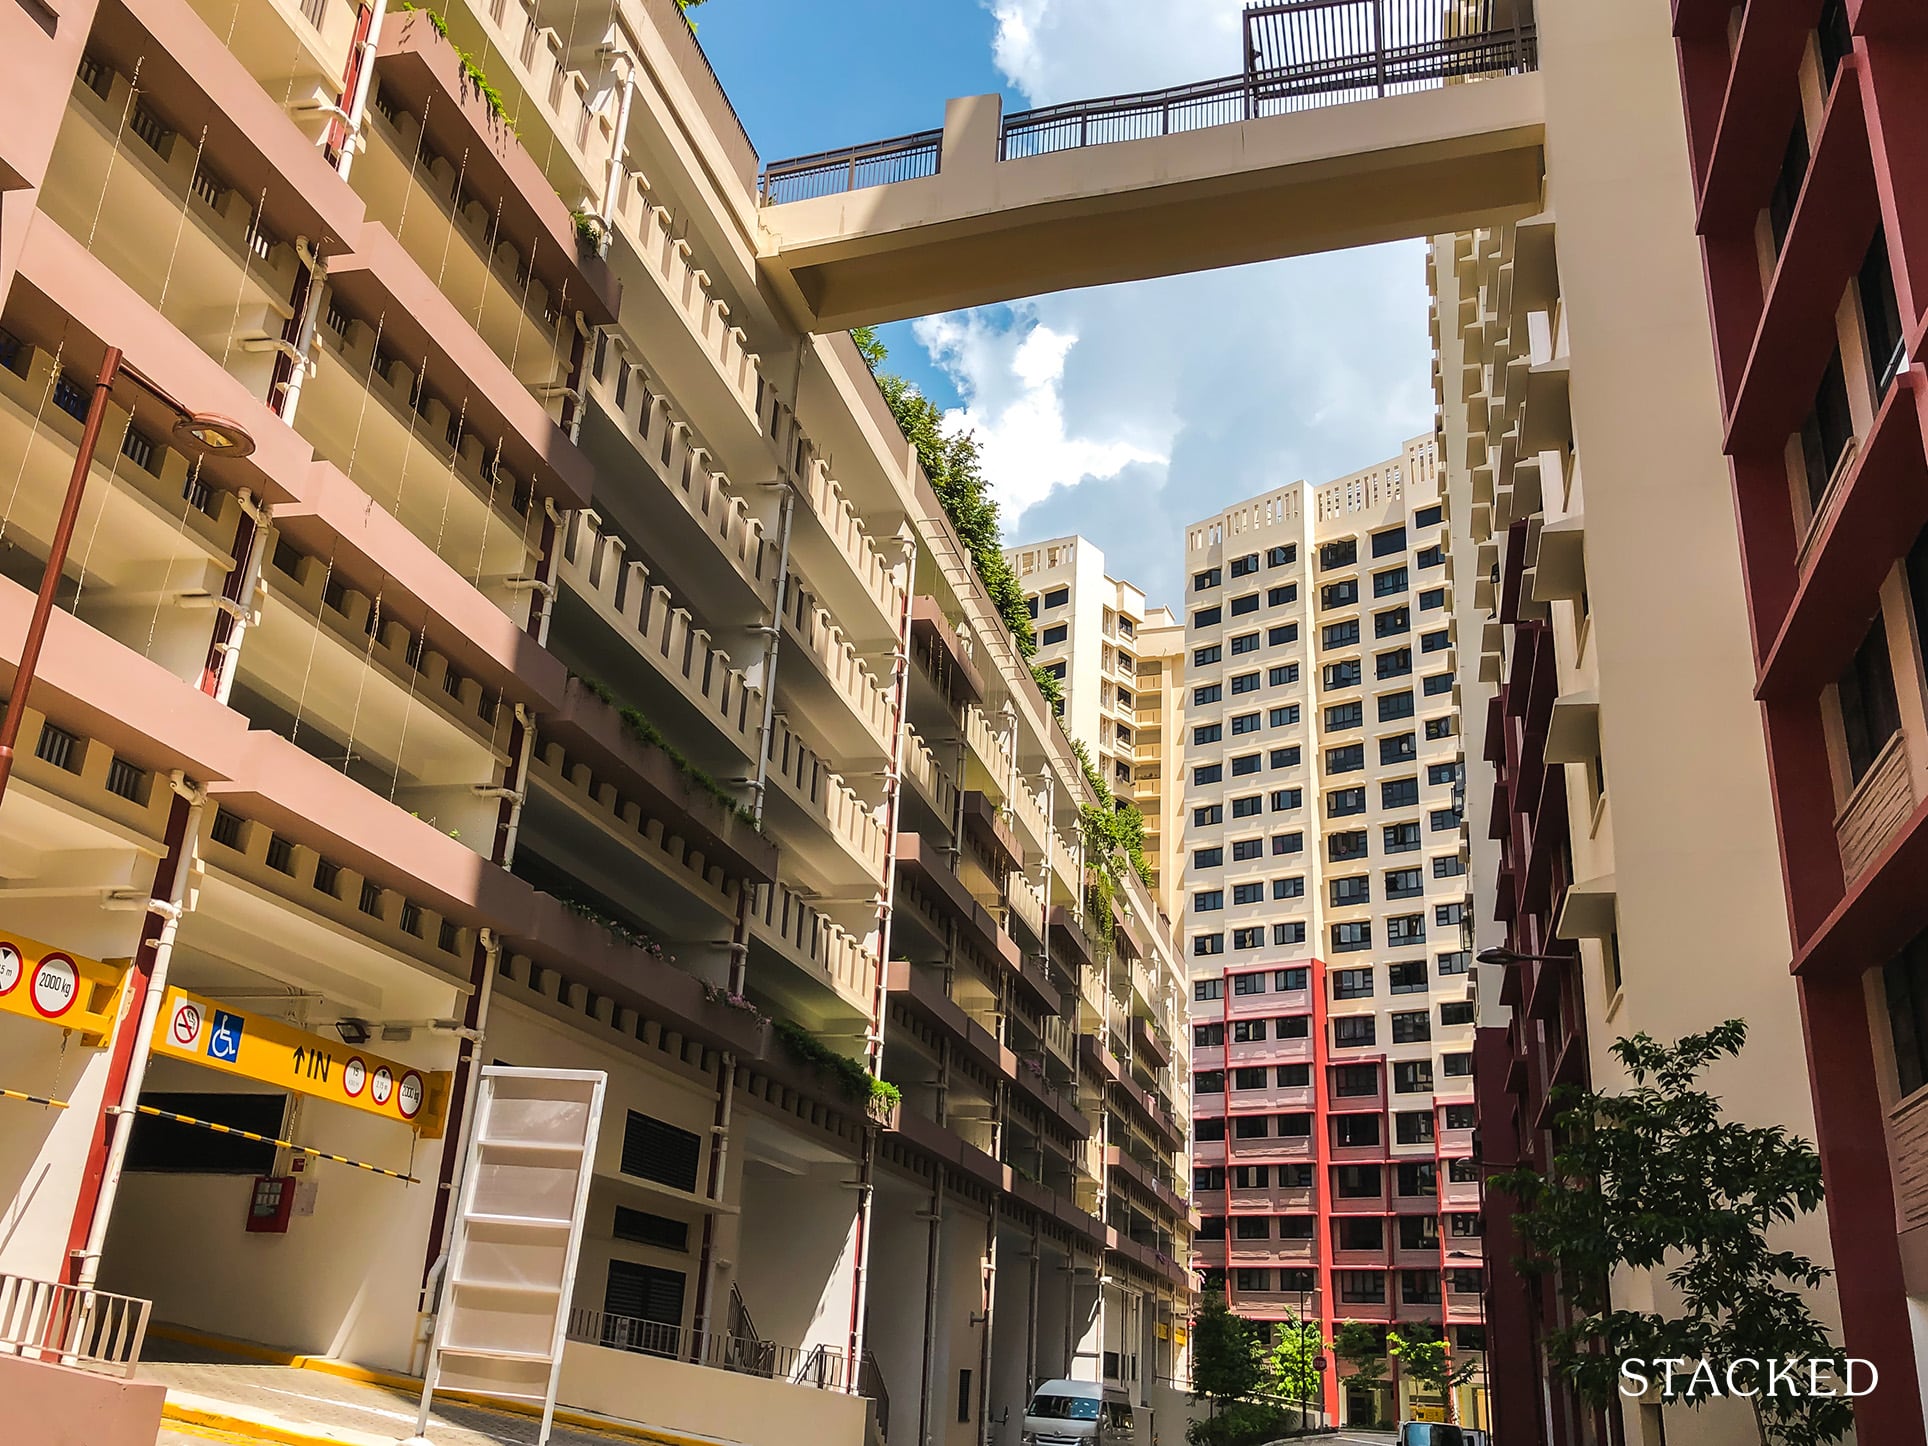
207 1011 244 1064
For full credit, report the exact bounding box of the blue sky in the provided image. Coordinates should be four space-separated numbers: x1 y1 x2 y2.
696 0 1435 610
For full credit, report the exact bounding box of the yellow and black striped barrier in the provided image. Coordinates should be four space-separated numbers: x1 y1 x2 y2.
0 1087 67 1109
125 1104 419 1183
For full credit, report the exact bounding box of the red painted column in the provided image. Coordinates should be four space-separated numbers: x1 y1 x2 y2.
1797 967 1926 1446
1310 955 1337 1424
1857 37 1928 338
1759 696 1849 947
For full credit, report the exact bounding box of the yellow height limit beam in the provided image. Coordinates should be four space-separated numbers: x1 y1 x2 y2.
148 986 452 1139
0 931 128 1045
126 1105 419 1182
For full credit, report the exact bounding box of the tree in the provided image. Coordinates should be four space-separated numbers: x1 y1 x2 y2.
1329 1321 1388 1424
1191 1282 1263 1405
1494 1019 1854 1446
1262 1316 1323 1407
1388 1323 1479 1424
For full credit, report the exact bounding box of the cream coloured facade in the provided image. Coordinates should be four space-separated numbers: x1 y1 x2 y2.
1130 607 1185 921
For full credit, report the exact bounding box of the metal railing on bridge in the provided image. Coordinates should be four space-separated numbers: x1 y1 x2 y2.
758 0 1536 203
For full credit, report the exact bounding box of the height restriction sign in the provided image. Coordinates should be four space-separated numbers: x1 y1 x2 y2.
0 931 127 1045
150 987 452 1138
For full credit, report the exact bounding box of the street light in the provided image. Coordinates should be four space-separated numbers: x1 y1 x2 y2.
0 346 254 805
1475 946 1568 967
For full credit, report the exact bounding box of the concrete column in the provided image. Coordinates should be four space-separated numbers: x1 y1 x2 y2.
939 95 1003 180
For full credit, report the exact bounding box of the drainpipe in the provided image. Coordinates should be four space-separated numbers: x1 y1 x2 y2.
209 492 273 704
69 773 207 1289
977 1218 998 1446
689 1050 738 1352
276 248 329 429
745 485 797 867
845 540 918 1391
334 0 388 183
1024 1231 1041 1407
526 498 563 645
917 1185 943 1446
597 56 637 228
420 927 500 1283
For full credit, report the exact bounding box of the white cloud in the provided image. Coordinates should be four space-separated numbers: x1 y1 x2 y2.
906 0 1437 608
913 308 1168 520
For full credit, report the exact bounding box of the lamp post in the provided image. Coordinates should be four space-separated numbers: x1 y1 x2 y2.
1474 946 1568 967
0 346 254 806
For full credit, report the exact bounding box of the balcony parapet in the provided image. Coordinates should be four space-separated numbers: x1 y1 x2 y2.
911 597 986 706
900 726 960 822
747 879 880 1018
780 579 894 758
765 713 889 879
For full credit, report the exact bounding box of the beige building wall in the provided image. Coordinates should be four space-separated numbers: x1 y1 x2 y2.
1132 607 1185 922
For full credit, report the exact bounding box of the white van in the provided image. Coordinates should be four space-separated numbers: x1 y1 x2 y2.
1021 1379 1136 1445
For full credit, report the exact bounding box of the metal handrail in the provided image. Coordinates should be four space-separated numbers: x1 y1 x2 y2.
759 129 943 205
568 1307 848 1389
0 1274 152 1379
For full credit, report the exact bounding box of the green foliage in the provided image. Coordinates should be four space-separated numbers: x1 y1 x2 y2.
1190 1283 1263 1403
575 675 757 826
1031 662 1065 709
1184 1401 1299 1446
677 0 706 26
1072 739 1151 935
1494 1019 1852 1446
861 331 1038 662
1329 1320 1389 1386
398 2 514 130
1263 1318 1324 1405
571 210 607 256
1388 1323 1479 1424
772 1018 899 1121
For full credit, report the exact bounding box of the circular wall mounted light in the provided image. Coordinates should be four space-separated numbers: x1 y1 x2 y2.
172 413 256 458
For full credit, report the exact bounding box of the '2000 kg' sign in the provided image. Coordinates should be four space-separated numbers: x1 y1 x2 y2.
0 935 126 1045
151 986 451 1138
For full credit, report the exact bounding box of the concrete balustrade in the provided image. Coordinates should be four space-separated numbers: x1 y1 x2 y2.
747 880 881 1016
764 713 888 876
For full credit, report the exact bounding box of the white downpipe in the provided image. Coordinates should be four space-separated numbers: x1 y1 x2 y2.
276 255 328 428
500 705 537 863
335 0 388 183
213 495 273 704
75 774 206 1291
428 929 499 1270
599 62 637 228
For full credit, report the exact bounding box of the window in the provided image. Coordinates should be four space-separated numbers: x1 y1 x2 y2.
1193 847 1223 868
1230 1165 1271 1189
1268 664 1298 686
1393 1060 1434 1093
1194 644 1222 666
1232 1019 1268 1045
1428 762 1462 787
1233 1067 1268 1090
1233 1269 1271 1293
1421 628 1452 654
1195 1213 1226 1239
1194 1022 1225 1046
1384 822 1422 853
1323 620 1361 648
1375 606 1410 638
1839 618 1902 786
1194 1072 1225 1096
613 1207 691 1253
1279 1215 1315 1241
1448 1158 1479 1184
1329 787 1367 818
1232 753 1262 776
1327 743 1366 774
1376 648 1413 680
1449 1215 1483 1244
1424 672 1454 696
1043 587 1069 609
1329 830 1368 861
1335 1167 1382 1201
1443 1053 1474 1078
1232 794 1263 818
1381 733 1417 765
1231 593 1261 617
1396 1112 1435 1146
1436 901 1467 928
1231 631 1261 656
1321 539 1358 570
1445 1104 1477 1130
1232 838 1263 863
1041 624 1068 645
1323 660 1362 689
1194 684 1223 707
1333 1064 1377 1097
1430 808 1461 832
1374 566 1408 597
1232 927 1265 950
1195 1165 1225 1190
1232 882 1266 906
1233 1216 1270 1241
1382 778 1420 809
1440 1001 1476 1026
1886 931 1928 1097
1862 231 1907 401
1371 525 1407 557
1231 671 1261 695
1195 979 1224 1001
1194 606 1222 628
1271 746 1301 768
1417 545 1444 567
1387 867 1424 899
1271 1017 1310 1043
1402 1271 1442 1306
1194 804 1223 826
1326 701 1364 731
1194 934 1225 956
1231 712 1262 736
1267 545 1295 567
1339 1271 1387 1304
1389 959 1428 994
622 1113 704 1193
1233 972 1268 997
1333 1014 1376 1047
1270 705 1301 726
1230 552 1260 578
1426 716 1457 740
1025 595 1040 619
1193 764 1223 786
1275 967 1308 992
1194 890 1225 912
1390 1010 1432 1044
1420 587 1447 611
1335 1115 1381 1147
1194 568 1222 591
1338 1217 1384 1251
1277 1067 1311 1091
1449 1269 1484 1297
1397 1162 1438 1197
1321 579 1359 609
1267 586 1295 607
1330 875 1371 907
1268 623 1297 645
1272 832 1304 855
1379 691 1416 723
1271 789 1301 811
1415 504 1443 528
1437 950 1471 975
1333 968 1374 1000
1388 914 1426 947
